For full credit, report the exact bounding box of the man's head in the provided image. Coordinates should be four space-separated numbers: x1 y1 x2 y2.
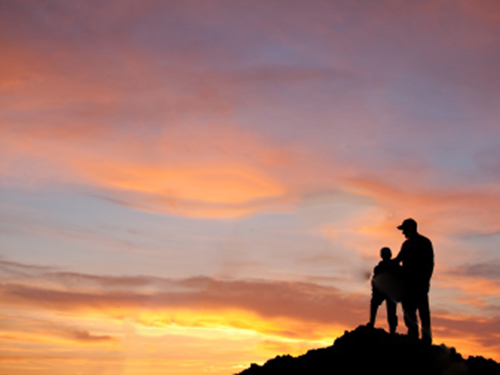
380 247 392 260
397 218 418 238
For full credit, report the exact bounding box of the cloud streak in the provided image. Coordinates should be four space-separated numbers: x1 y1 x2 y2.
1 258 499 361
0 265 365 331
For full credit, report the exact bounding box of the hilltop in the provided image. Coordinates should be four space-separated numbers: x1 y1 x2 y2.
237 325 500 375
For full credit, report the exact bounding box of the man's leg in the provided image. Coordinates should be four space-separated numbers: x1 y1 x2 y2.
402 296 418 339
419 293 432 344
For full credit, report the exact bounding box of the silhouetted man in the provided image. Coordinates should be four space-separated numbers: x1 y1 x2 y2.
368 247 402 334
395 218 434 344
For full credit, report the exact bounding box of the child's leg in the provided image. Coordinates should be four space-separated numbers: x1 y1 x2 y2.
369 291 383 326
386 298 398 333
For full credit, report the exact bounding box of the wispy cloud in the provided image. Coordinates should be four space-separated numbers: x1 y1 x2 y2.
0 264 366 331
1 258 500 360
0 313 116 344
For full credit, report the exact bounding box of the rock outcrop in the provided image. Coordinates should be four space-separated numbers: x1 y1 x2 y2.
237 325 500 375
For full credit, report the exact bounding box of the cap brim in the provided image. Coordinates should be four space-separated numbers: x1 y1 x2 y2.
397 225 404 230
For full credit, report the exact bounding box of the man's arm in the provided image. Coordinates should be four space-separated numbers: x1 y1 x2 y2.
394 245 405 264
425 239 434 280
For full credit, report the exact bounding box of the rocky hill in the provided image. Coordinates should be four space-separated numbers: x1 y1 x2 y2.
237 326 500 375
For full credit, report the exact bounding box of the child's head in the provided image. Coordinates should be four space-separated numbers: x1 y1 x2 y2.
380 247 392 260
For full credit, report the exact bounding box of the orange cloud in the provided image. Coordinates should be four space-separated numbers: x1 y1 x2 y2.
436 262 500 311
3 258 500 363
1 121 299 218
0 259 364 336
339 176 500 240
0 259 362 374
432 312 500 361
0 278 365 332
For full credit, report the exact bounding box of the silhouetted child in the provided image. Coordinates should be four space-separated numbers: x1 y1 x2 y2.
368 247 403 334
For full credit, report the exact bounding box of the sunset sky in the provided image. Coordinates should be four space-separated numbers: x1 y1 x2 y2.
1 1 500 374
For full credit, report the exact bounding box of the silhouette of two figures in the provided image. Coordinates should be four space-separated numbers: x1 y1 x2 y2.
368 219 434 345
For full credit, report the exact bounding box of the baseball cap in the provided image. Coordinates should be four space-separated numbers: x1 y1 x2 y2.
397 218 417 230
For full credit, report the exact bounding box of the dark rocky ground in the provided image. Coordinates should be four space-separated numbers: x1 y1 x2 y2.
236 325 500 375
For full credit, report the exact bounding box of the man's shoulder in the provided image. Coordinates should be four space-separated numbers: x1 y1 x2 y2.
405 233 432 244
417 233 433 246
417 233 431 241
